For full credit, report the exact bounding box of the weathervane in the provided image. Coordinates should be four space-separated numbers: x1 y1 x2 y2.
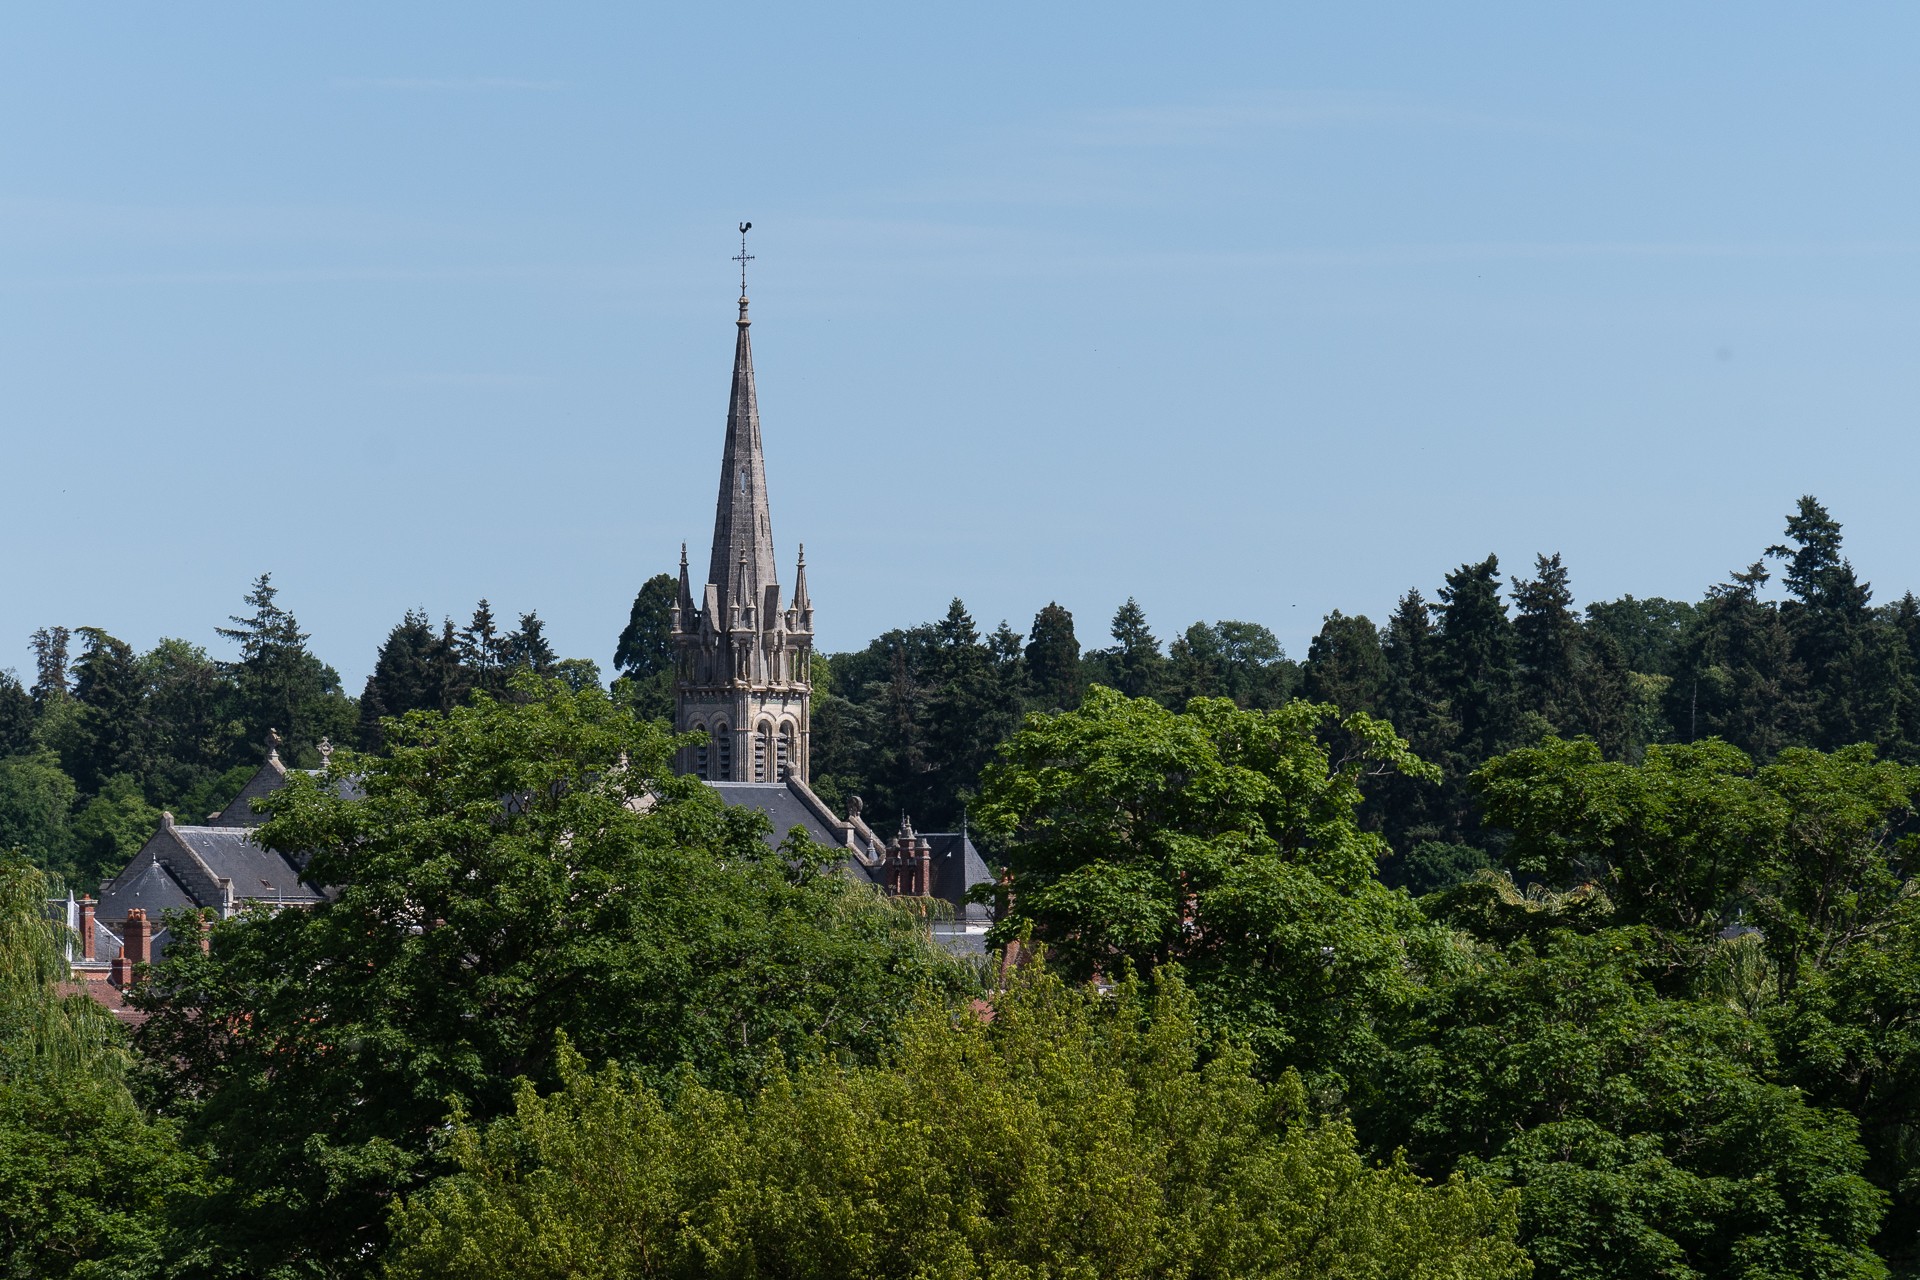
733 221 754 295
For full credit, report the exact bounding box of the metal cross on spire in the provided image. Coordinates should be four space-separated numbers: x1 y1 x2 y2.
733 221 754 295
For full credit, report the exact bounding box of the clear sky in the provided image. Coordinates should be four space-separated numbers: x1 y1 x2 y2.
5 5 1918 688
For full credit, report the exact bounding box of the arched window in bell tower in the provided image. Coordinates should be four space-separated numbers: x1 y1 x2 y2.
714 722 732 781
754 721 773 782
777 722 795 781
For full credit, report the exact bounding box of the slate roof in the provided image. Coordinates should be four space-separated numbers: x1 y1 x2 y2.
94 815 320 943
705 779 996 923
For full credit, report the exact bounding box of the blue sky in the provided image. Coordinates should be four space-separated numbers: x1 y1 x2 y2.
4 5 1918 687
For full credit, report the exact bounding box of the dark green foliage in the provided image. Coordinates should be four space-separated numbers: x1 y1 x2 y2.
1384 840 1491 896
613 572 677 681
357 609 465 749
502 610 557 673
1093 597 1166 700
0 671 32 758
1302 610 1387 713
0 754 77 881
1586 595 1700 677
1165 619 1294 709
138 639 239 808
1363 929 1887 1280
1024 600 1081 711
63 627 149 795
135 678 961 1277
28 626 70 705
1435 555 1519 763
215 573 356 767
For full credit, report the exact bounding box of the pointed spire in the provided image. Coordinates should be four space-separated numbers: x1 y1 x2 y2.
791 543 812 614
708 271 778 614
675 541 695 620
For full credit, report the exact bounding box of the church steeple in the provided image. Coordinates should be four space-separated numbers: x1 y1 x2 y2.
707 266 777 614
670 226 814 786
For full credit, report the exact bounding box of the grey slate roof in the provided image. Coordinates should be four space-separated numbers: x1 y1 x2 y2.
705 779 996 923
95 816 321 944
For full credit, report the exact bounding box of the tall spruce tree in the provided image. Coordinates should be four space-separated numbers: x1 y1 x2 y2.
358 610 463 749
503 612 558 674
1666 562 1809 759
1024 602 1082 712
1511 553 1581 730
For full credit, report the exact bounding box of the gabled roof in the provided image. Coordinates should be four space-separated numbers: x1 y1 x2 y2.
96 814 320 929
210 755 290 826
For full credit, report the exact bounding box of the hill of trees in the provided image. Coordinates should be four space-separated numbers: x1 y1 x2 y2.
8 494 1920 1276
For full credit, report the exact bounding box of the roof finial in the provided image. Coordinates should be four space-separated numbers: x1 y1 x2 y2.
733 221 754 307
265 728 282 766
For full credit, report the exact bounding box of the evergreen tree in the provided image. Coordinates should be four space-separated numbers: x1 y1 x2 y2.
215 574 356 766
614 574 678 681
1510 553 1581 729
28 626 69 707
1024 601 1081 712
458 599 510 694
502 611 558 674
922 600 1002 826
358 610 462 749
1434 556 1518 763
1667 562 1809 759
1101 598 1166 701
1767 496 1904 751
1302 610 1387 714
0 669 34 757
64 628 149 796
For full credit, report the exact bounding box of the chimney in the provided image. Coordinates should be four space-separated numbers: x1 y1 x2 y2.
197 910 212 955
124 908 153 966
79 896 96 962
916 834 934 898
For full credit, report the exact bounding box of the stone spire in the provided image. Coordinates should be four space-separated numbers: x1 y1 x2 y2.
707 290 778 615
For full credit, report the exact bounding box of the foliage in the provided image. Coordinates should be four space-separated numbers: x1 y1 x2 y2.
384 968 1530 1280
1363 928 1887 1280
979 685 1441 1086
0 854 203 1277
134 676 966 1277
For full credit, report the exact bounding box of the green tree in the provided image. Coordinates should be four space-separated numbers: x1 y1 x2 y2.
1303 610 1387 714
979 686 1440 1087
1166 620 1292 710
1435 556 1518 764
0 754 77 878
60 627 151 796
0 670 33 757
139 638 239 809
1667 562 1810 758
358 609 465 749
613 573 677 681
1024 601 1082 712
1511 554 1581 731
1585 595 1700 677
1363 928 1887 1280
136 677 960 1277
216 574 356 766
0 854 203 1277
502 611 557 674
69 774 159 888
385 968 1529 1280
1094 598 1166 701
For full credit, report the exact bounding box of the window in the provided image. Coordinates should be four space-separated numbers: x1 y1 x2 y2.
778 723 795 781
693 723 709 780
754 723 772 782
715 724 732 781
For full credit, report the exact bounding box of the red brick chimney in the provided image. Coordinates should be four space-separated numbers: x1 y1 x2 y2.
78 896 96 962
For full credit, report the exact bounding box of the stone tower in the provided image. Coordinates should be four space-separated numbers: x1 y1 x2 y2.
669 286 814 782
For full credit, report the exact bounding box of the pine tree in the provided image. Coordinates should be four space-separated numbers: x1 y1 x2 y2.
1024 602 1082 712
458 600 509 694
1665 562 1809 758
923 600 1002 826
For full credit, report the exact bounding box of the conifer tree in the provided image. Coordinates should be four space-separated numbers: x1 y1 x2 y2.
215 574 355 766
614 574 678 682
358 610 462 749
28 626 70 707
1024 602 1082 712
1511 553 1581 728
64 628 149 795
1435 556 1518 764
1303 610 1388 714
1102 598 1166 701
503 612 557 674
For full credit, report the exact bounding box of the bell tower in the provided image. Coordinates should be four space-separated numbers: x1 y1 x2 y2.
669 227 814 782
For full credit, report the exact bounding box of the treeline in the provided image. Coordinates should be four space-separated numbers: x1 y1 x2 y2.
805 496 1920 870
0 577 595 889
